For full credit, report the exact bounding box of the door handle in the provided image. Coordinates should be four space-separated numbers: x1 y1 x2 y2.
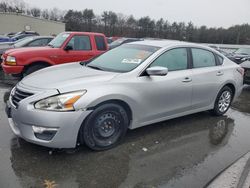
182 77 192 83
217 71 224 76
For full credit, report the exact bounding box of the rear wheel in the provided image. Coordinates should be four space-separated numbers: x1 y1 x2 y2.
212 86 233 116
79 103 129 151
23 64 49 77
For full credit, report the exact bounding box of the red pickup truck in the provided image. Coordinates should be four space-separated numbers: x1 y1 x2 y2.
1 32 108 76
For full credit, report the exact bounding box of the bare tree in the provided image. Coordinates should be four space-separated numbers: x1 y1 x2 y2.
30 7 41 18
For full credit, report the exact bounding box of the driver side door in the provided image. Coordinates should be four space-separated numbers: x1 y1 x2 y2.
136 48 193 125
58 35 95 64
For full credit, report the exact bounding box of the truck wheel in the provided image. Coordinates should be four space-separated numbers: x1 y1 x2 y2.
212 86 233 116
79 103 129 151
23 64 48 77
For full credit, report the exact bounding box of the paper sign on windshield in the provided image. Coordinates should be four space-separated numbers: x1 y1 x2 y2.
122 58 142 64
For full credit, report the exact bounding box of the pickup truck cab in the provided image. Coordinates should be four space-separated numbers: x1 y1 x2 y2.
1 32 108 76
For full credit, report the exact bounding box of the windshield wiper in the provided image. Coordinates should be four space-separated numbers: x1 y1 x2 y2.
86 65 104 71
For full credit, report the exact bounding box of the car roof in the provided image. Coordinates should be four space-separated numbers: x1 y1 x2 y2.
130 39 217 51
64 31 105 36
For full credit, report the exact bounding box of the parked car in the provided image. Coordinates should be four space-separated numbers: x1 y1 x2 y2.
5 40 243 150
0 31 39 43
240 59 250 84
227 47 250 64
0 36 54 62
5 32 17 38
10 33 40 42
108 37 142 49
1 32 108 76
0 35 12 43
106 37 113 44
209 45 231 57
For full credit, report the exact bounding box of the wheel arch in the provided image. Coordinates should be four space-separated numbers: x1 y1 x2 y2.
87 99 133 123
222 83 236 98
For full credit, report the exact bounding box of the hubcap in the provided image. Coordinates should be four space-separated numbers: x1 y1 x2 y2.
218 91 231 113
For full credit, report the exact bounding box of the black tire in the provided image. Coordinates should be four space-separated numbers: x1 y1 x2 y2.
23 64 48 77
79 103 129 151
212 86 233 116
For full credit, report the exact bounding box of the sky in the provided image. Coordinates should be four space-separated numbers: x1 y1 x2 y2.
23 0 250 28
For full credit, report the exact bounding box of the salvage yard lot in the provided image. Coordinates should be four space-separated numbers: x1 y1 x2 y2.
0 72 250 187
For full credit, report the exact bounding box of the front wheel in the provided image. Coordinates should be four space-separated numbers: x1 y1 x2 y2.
212 86 233 116
79 103 129 151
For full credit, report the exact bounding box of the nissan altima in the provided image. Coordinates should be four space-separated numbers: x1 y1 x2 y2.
5 40 244 150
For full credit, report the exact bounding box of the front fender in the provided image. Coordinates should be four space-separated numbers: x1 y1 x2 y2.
73 85 144 129
21 57 55 66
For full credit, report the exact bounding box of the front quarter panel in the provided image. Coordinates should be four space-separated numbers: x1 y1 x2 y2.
72 83 144 129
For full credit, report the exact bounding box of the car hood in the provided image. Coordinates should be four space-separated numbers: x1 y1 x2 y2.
20 62 119 91
4 46 51 55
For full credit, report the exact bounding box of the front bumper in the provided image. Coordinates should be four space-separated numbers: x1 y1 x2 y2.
1 63 24 74
5 86 93 148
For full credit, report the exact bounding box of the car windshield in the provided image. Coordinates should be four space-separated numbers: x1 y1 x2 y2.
234 48 250 55
48 33 70 48
14 37 34 47
87 44 160 73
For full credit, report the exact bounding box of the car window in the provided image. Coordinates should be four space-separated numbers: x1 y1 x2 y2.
150 48 188 71
217 55 224 65
67 35 91 51
95 36 107 51
27 38 50 47
192 48 216 68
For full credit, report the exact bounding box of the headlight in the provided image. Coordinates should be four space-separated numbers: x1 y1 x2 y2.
34 90 87 111
6 56 16 65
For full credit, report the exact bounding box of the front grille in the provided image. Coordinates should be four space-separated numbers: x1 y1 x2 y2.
11 87 33 108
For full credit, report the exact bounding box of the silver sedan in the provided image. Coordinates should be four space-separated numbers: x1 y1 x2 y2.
5 40 244 150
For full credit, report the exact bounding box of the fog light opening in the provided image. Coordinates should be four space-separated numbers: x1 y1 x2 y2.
32 126 58 141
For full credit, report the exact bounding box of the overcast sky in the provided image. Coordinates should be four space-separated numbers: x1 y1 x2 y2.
23 0 250 28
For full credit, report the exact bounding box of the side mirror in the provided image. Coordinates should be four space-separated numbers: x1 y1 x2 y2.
146 66 168 76
64 45 73 51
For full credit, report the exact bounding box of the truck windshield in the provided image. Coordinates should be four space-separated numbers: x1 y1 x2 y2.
48 33 70 48
87 44 160 73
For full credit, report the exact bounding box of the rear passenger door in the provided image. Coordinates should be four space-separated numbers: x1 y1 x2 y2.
94 35 108 55
190 48 224 109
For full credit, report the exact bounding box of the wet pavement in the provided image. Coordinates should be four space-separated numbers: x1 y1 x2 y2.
0 70 250 188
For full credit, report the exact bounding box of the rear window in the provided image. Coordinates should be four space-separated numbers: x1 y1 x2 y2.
95 36 107 51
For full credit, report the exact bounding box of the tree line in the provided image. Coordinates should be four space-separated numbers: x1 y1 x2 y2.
1 0 250 44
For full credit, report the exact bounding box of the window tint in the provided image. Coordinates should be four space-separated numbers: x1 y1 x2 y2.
95 36 107 51
192 48 216 68
67 35 91 51
28 38 50 47
150 48 188 71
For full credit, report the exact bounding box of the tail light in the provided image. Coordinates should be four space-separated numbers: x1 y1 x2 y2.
237 67 245 76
